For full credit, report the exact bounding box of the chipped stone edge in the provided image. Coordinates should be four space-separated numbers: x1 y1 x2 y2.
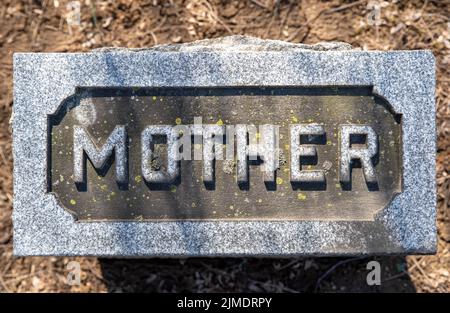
92 35 355 53
12 42 436 257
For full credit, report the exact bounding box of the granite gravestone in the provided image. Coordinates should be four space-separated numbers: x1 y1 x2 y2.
12 36 436 256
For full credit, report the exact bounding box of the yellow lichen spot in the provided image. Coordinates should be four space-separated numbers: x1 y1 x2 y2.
308 118 314 122
327 140 332 145
297 193 306 200
110 191 116 196
276 177 283 185
59 175 64 182
175 117 182 125
307 165 312 170
191 202 196 208
70 199 76 205
100 184 107 191
152 96 157 101
258 199 262 203
283 168 289 173
135 175 142 183
194 144 202 150
327 203 332 207
291 116 298 123
284 144 290 150
255 132 261 139
335 183 341 189
170 185 177 193
216 119 224 126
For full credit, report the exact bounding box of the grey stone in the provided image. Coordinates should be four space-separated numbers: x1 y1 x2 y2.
94 35 354 53
12 36 436 256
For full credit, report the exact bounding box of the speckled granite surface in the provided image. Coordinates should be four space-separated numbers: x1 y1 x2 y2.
12 36 436 256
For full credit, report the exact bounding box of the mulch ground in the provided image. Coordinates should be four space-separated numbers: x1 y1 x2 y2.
0 0 448 292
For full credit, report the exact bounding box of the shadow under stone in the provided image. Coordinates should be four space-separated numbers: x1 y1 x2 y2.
98 256 416 293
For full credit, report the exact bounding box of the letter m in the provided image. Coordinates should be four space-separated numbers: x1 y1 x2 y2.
73 126 128 185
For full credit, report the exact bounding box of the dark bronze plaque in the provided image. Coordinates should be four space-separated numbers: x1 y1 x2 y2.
49 87 401 221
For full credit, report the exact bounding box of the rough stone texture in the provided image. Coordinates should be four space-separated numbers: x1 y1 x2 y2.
94 35 354 52
12 36 436 256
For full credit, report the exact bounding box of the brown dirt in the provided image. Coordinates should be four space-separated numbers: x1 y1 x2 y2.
0 0 449 292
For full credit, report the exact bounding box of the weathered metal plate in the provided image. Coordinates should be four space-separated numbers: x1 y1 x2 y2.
50 87 401 221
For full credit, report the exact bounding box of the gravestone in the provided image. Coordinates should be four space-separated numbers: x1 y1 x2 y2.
12 36 436 256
